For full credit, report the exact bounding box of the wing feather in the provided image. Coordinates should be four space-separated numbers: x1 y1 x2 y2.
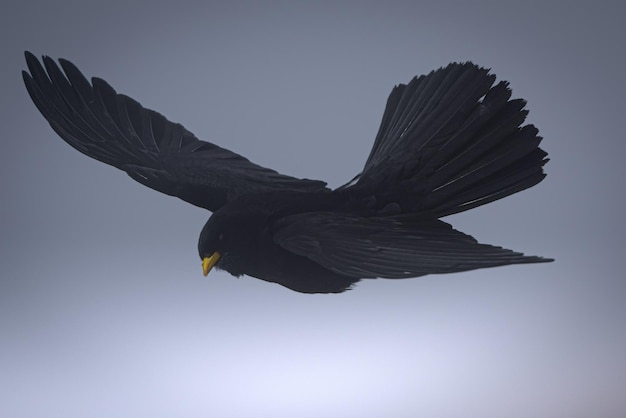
274 212 552 279
23 52 327 212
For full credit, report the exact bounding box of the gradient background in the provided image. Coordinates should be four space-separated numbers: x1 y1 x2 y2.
2 1 625 417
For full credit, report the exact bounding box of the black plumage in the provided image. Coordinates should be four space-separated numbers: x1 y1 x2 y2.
23 51 552 293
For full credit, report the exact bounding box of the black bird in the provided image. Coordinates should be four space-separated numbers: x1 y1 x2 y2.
22 52 552 294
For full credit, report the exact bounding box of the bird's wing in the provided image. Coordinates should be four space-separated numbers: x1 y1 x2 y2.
273 212 552 279
22 52 327 212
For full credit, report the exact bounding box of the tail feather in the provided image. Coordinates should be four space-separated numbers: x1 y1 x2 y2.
344 62 548 217
426 126 547 216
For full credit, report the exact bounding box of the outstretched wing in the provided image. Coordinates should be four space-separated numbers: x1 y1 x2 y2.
273 212 552 279
22 52 328 212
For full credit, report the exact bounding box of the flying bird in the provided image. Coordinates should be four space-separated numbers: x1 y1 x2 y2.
22 51 552 293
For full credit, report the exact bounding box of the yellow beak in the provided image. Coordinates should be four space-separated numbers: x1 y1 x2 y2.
202 252 221 276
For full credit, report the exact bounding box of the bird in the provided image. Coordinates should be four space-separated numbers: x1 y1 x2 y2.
22 51 552 294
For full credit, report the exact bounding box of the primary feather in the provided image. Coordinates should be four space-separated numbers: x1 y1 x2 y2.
22 52 327 212
274 213 548 279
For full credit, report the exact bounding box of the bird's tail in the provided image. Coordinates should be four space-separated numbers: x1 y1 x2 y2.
342 63 549 218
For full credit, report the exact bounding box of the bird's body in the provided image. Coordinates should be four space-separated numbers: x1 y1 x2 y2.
198 190 352 292
23 52 552 293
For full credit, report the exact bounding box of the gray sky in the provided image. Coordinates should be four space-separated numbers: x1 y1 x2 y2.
2 1 625 417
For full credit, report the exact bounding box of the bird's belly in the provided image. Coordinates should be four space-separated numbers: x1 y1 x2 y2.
223 241 358 294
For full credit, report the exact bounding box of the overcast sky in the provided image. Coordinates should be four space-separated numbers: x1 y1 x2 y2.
1 1 625 417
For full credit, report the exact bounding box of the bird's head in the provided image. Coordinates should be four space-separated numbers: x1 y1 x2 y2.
197 206 266 277
197 213 228 276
